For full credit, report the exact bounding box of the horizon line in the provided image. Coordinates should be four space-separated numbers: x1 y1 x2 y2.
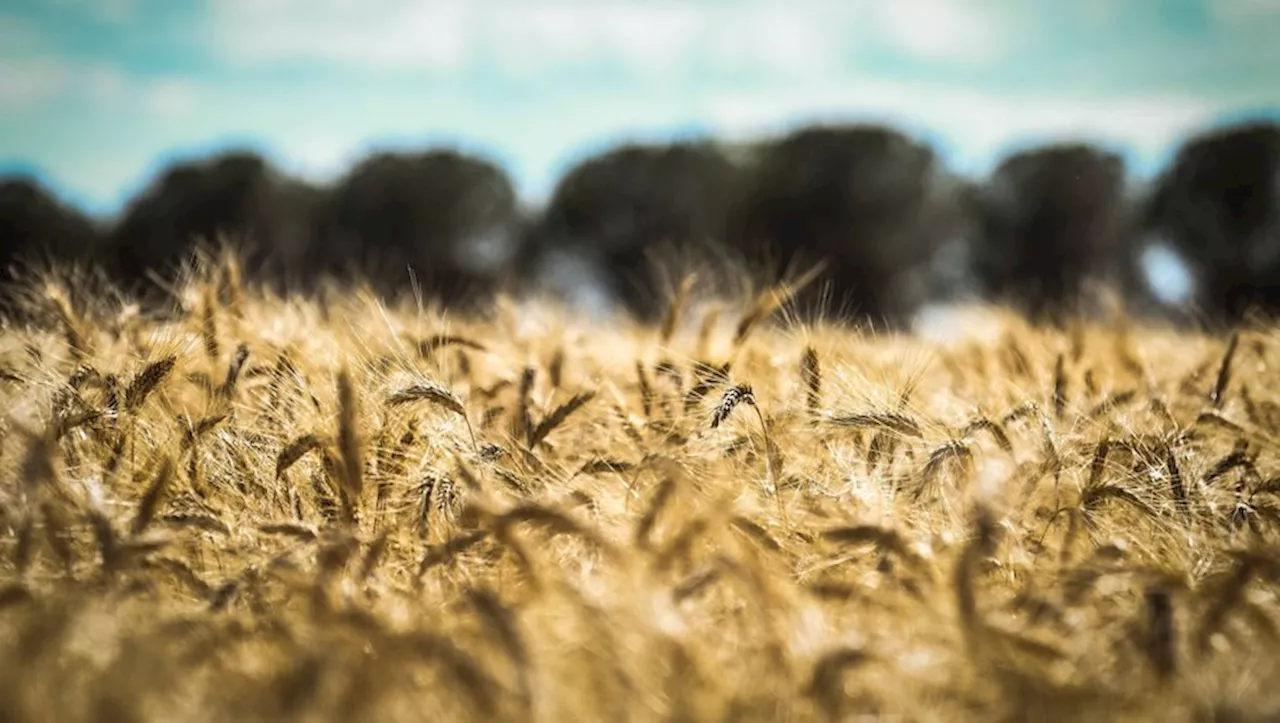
5 106 1279 221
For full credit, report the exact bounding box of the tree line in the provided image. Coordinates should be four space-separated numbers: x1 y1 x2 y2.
2 118 1278 329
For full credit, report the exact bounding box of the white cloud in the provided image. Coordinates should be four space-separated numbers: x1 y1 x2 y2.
869 0 1013 64
274 137 347 180
146 77 200 117
0 55 203 122
214 0 491 72
484 3 713 79
209 0 1027 78
701 6 849 75
0 59 69 107
82 65 128 103
210 0 860 78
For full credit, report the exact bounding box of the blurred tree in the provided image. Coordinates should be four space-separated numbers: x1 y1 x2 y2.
0 176 106 317
970 143 1133 321
523 140 743 320
0 175 103 274
1141 120 1280 325
105 150 320 294
728 124 966 328
312 149 522 307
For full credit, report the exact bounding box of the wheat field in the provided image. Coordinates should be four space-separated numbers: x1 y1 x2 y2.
2 255 1279 722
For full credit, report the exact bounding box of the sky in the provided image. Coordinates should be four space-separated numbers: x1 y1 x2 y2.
2 0 1279 219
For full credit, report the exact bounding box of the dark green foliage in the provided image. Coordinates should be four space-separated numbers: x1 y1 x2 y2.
523 140 743 321
1141 120 1280 326
728 124 967 328
104 150 320 296
311 148 523 308
971 143 1133 322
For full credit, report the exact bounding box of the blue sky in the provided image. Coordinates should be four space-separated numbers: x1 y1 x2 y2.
2 0 1279 218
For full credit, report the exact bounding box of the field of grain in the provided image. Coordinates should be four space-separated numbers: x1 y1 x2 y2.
2 257 1279 722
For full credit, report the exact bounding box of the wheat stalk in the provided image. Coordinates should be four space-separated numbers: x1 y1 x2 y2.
335 368 363 518
732 261 826 347
1212 330 1240 409
800 345 821 417
710 384 785 524
124 355 177 413
527 390 595 450
387 380 477 449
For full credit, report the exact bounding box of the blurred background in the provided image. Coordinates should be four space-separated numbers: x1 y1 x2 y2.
2 0 1279 329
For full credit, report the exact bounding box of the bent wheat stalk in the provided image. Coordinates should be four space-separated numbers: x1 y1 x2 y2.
387 380 477 449
711 384 786 527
